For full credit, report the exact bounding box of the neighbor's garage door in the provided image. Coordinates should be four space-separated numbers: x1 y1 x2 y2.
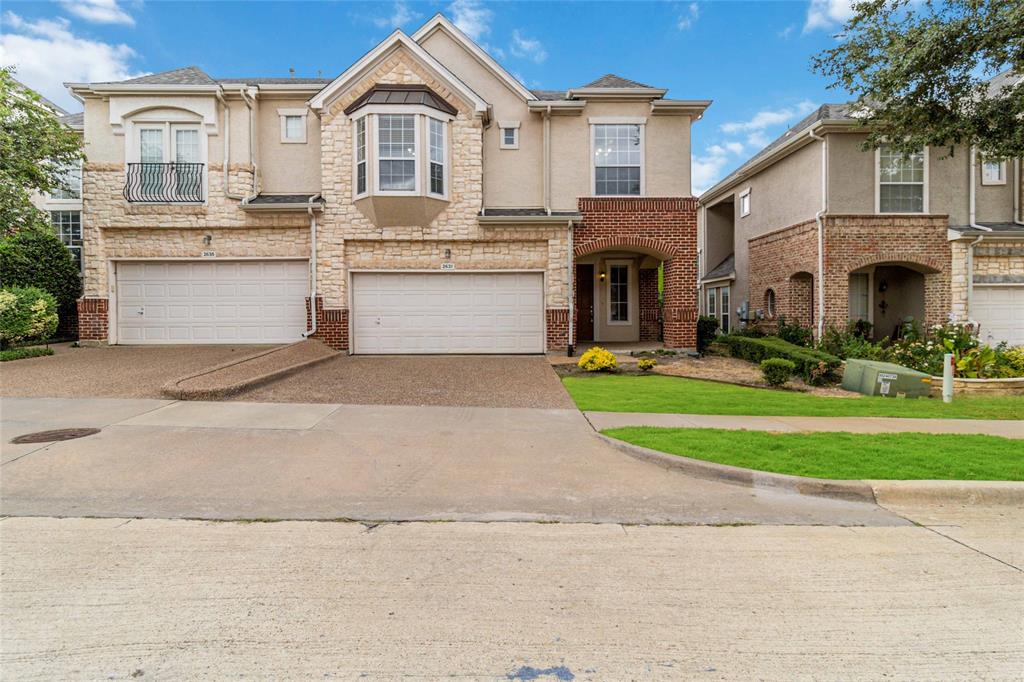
973 285 1024 345
116 260 309 344
352 272 544 354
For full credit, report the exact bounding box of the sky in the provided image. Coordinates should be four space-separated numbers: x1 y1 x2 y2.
1 0 858 193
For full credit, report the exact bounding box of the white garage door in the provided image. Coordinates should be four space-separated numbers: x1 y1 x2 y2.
352 272 544 354
116 260 309 344
973 285 1024 346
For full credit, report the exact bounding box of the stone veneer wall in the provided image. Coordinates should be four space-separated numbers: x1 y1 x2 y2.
951 240 1024 322
574 197 698 349
748 214 952 334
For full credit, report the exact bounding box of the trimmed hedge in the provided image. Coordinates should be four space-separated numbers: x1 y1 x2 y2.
696 315 719 354
720 334 842 384
0 346 54 362
760 358 795 386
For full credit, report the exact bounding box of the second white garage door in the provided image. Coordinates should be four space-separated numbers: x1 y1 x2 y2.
973 285 1024 346
352 272 545 354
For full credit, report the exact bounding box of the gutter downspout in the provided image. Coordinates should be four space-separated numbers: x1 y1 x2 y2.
302 194 321 338
216 89 248 201
239 86 259 202
808 126 827 340
543 105 552 215
567 219 574 356
1015 158 1024 226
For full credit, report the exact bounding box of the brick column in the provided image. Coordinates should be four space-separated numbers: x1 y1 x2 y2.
638 267 661 342
76 298 109 343
546 308 569 351
306 297 348 351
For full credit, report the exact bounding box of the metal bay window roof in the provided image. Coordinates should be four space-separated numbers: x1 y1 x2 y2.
343 84 458 117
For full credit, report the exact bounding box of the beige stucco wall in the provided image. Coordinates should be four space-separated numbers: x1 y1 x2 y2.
257 96 321 194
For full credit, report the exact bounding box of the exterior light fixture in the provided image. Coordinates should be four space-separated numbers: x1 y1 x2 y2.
203 235 212 246
599 270 606 282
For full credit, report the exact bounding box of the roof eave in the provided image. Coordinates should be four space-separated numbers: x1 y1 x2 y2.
650 99 712 118
565 87 668 99
239 202 324 212
66 83 223 97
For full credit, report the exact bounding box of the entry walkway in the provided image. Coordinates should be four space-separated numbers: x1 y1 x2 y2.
585 411 1024 439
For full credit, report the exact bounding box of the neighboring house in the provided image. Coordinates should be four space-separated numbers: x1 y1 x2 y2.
698 70 1024 346
65 14 709 352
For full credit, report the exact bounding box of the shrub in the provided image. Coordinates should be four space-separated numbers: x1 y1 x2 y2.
819 323 886 361
577 346 618 372
696 315 719 353
637 358 657 372
0 287 58 348
997 346 1024 376
776 315 813 347
720 333 842 384
0 346 54 362
0 228 82 310
760 358 795 386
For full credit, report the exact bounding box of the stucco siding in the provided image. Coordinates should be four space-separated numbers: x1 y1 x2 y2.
257 97 321 194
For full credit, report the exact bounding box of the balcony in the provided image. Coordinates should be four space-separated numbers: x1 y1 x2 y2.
123 162 204 203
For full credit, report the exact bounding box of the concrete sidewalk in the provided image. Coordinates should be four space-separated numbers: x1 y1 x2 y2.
586 411 1024 438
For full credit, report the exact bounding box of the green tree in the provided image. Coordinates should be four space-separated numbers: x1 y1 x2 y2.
0 229 82 311
0 67 84 235
812 0 1024 159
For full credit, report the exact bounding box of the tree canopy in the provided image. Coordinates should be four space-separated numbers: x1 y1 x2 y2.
812 0 1023 159
0 67 84 235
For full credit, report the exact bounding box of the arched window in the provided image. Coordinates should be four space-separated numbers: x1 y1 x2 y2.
765 289 776 318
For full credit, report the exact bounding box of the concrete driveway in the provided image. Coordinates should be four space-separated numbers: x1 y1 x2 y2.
0 396 904 526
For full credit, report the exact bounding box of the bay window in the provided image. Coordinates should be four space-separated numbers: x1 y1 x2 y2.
429 117 445 196
877 144 926 213
593 122 643 196
377 114 416 192
355 117 367 196
353 112 449 200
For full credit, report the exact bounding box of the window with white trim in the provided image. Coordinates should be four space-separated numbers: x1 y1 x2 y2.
981 157 1006 185
50 160 82 200
355 117 367 196
877 144 925 213
429 117 445 196
739 188 751 217
707 287 717 318
593 124 642 196
278 108 308 143
609 262 630 323
131 122 205 202
377 114 416 192
50 210 82 272
719 286 730 333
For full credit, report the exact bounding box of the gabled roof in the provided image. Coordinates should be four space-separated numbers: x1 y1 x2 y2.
581 74 655 89
411 14 536 102
117 66 216 86
308 29 488 115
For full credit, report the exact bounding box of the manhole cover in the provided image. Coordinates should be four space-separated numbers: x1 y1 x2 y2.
10 428 101 444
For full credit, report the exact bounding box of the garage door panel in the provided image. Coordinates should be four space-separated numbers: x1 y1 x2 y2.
353 272 543 354
973 286 1024 345
117 260 308 345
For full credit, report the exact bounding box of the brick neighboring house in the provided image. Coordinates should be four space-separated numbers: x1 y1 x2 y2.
698 70 1024 346
65 14 709 353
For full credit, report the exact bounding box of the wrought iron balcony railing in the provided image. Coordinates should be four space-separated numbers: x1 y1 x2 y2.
123 162 205 203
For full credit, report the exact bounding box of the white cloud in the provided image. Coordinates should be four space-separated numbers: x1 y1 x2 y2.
803 0 854 33
677 2 700 30
746 131 771 148
509 29 546 64
58 0 135 26
720 100 817 133
723 141 745 155
0 12 141 110
778 24 795 39
693 144 733 195
447 0 492 41
371 1 419 29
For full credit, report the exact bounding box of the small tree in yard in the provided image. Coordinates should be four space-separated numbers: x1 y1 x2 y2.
0 229 82 320
812 0 1024 160
0 67 84 235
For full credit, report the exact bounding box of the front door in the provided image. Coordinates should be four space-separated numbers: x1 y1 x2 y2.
576 264 594 341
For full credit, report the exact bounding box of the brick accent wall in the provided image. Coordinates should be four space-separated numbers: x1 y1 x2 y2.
546 308 569 351
77 297 108 342
747 214 952 335
638 268 660 342
306 297 348 351
575 197 698 348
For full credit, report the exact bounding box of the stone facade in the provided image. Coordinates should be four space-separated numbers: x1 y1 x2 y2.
748 214 952 333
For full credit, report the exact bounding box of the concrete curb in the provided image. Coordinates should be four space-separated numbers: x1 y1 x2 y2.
161 343 337 401
595 434 878 503
869 480 1024 507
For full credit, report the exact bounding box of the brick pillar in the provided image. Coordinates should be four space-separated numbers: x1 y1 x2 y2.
638 268 660 342
306 297 348 351
76 298 108 343
546 308 569 351
663 259 697 348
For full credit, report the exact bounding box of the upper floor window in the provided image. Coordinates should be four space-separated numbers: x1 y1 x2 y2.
278 108 308 144
377 114 417 193
126 123 204 203
429 117 446 197
499 121 519 150
355 117 367 196
739 188 751 217
50 210 82 273
50 161 82 201
981 157 1006 185
877 144 927 213
593 122 643 196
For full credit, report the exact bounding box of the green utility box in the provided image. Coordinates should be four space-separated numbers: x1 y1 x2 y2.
842 359 933 398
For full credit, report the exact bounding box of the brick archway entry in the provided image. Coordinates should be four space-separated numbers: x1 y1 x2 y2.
570 198 698 349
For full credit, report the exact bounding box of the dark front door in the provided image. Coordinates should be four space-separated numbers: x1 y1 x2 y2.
576 264 594 341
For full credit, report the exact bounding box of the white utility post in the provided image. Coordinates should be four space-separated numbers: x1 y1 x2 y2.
942 353 954 403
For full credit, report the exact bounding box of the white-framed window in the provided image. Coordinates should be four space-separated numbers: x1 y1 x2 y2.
278 108 308 144
592 122 644 196
50 210 82 273
707 287 717 317
428 117 446 197
719 286 730 333
354 116 368 197
739 188 751 217
876 144 927 213
376 113 417 193
849 273 870 322
50 160 82 201
608 260 631 324
499 120 520 150
981 157 1006 185
129 121 205 202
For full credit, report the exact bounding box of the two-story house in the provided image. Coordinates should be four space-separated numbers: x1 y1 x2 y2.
698 69 1023 346
66 14 709 353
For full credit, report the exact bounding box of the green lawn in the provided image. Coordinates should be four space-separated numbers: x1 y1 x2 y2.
563 374 1024 420
603 427 1024 480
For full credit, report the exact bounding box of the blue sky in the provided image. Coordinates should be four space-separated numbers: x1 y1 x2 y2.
1 0 857 192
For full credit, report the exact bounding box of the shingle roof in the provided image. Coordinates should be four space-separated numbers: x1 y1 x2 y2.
246 194 322 205
59 112 84 128
985 68 1021 98
530 89 567 101
217 77 331 85
702 254 735 282
343 84 457 116
950 222 1024 235
115 66 216 86
479 208 581 218
580 74 655 89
